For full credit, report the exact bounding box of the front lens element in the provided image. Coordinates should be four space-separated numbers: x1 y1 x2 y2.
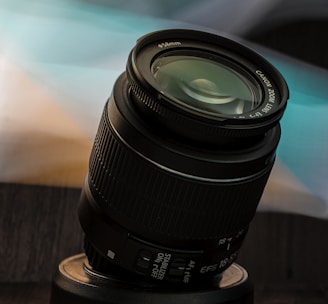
152 55 260 116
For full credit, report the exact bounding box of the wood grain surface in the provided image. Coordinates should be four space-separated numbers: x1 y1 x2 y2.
0 283 327 304
1 182 328 294
0 183 83 282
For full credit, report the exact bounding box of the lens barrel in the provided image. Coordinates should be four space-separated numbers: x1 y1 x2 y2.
78 29 288 285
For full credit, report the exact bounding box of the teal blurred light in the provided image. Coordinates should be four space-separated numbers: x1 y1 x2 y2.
1 0 327 215
268 57 328 200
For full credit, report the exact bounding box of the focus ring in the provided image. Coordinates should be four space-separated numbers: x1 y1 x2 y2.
128 71 264 143
88 102 272 241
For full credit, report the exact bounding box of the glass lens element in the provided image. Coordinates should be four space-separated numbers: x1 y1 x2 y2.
152 55 260 116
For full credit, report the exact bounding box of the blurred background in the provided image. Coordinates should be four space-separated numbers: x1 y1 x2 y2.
1 0 328 303
1 0 328 217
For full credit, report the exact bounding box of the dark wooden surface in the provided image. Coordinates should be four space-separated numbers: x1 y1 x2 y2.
239 212 328 290
0 283 327 304
1 182 328 303
0 183 83 282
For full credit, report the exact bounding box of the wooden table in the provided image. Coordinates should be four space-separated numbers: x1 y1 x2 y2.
1 183 328 303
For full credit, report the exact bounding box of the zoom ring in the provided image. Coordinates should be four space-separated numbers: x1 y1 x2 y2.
88 103 271 241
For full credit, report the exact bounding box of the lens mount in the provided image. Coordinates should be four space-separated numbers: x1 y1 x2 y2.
127 29 288 144
51 254 254 304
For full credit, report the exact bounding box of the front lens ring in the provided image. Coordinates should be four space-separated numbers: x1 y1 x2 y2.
127 29 288 144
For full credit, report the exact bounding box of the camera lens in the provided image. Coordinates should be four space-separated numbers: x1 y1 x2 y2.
78 29 288 286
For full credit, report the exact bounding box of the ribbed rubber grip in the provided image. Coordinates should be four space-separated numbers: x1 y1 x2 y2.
87 104 272 241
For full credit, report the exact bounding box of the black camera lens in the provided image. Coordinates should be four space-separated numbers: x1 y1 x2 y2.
78 29 288 286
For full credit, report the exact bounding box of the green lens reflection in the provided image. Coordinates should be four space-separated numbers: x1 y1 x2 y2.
152 55 260 116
